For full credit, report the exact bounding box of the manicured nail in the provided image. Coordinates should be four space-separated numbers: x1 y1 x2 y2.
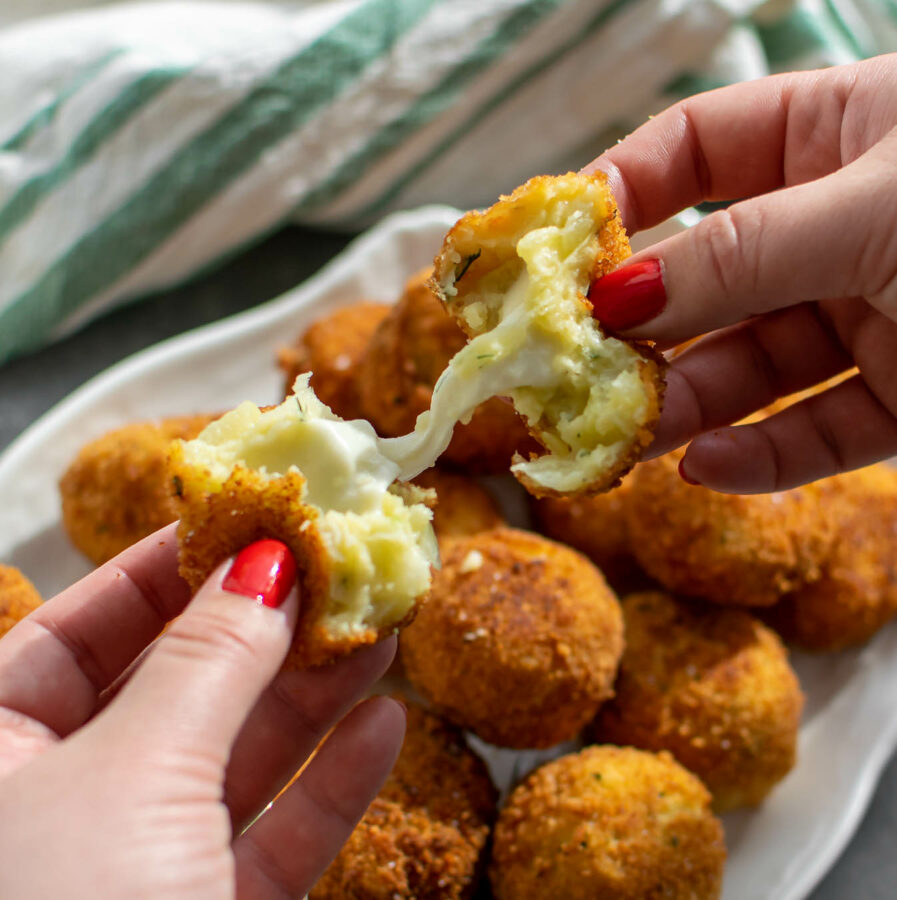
222 539 297 608
678 457 701 486
588 259 666 331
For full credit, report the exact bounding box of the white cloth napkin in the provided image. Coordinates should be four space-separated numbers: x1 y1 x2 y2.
0 0 893 363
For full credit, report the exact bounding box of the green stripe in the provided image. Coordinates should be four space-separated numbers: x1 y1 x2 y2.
0 66 188 245
1 50 124 152
0 0 438 363
293 0 564 216
662 71 727 98
755 7 831 66
351 0 631 224
822 0 868 58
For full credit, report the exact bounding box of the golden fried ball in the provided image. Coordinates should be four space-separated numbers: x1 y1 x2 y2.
763 465 897 650
625 449 835 606
59 414 218 565
490 745 726 900
530 471 646 592
432 172 665 498
358 269 537 473
591 591 803 812
400 528 624 748
311 703 496 899
277 301 390 419
411 468 503 540
0 565 42 637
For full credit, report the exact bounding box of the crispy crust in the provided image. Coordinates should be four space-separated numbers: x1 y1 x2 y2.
490 746 726 900
530 470 650 593
591 591 804 812
59 414 218 565
168 444 425 669
0 565 42 636
400 527 624 748
625 449 836 606
277 301 390 418
311 703 497 899
762 465 897 650
430 172 666 498
359 269 538 472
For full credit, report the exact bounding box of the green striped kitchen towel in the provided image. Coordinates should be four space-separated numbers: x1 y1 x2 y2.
0 0 894 364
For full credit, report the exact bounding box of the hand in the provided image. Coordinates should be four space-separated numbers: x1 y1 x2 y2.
585 53 897 493
0 524 403 898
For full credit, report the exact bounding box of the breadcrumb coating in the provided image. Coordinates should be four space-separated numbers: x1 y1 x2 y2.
531 470 646 592
490 745 725 900
400 528 624 748
0 565 42 637
763 464 897 650
359 269 537 472
591 591 803 812
59 414 217 565
277 300 390 418
311 703 496 899
625 449 835 606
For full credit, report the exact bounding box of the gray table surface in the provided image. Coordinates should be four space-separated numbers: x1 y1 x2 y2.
0 224 895 899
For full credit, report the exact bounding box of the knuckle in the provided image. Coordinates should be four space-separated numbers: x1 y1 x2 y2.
162 608 265 668
696 206 761 302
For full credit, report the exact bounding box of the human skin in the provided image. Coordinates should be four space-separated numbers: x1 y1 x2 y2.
0 524 404 898
585 54 897 493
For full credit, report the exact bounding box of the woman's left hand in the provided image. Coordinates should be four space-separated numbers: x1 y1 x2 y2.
0 524 403 898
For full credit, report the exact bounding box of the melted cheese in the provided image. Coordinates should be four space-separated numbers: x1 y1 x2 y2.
380 202 650 494
179 376 437 634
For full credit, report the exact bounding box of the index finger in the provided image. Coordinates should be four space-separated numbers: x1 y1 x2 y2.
582 66 847 233
0 524 190 736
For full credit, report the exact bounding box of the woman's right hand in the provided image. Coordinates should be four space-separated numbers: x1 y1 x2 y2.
585 53 897 493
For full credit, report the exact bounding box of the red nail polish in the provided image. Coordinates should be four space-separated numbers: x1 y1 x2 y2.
678 457 701 486
588 259 666 331
222 540 297 608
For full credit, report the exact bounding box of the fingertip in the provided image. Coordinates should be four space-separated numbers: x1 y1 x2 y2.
685 427 779 494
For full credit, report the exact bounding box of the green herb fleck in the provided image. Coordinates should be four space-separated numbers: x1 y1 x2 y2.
593 772 602 781
172 475 184 498
669 835 680 848
454 250 481 284
476 353 494 360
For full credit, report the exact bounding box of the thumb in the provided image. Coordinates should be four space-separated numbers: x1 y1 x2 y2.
98 539 298 760
589 131 897 343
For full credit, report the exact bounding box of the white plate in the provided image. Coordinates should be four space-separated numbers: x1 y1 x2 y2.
0 204 894 900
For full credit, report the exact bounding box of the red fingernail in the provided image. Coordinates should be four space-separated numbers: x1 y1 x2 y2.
678 457 701 486
222 540 297 608
588 259 666 331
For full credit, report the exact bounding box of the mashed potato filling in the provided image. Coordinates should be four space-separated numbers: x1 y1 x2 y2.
178 375 437 636
381 179 653 494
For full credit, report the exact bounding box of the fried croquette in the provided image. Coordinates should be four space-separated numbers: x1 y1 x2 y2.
311 703 497 899
411 468 503 539
0 565 42 637
358 269 537 473
400 528 624 748
763 465 897 650
530 471 645 592
489 745 726 900
625 449 835 607
59 414 218 565
591 591 803 812
277 300 390 419
428 172 665 497
170 375 438 668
